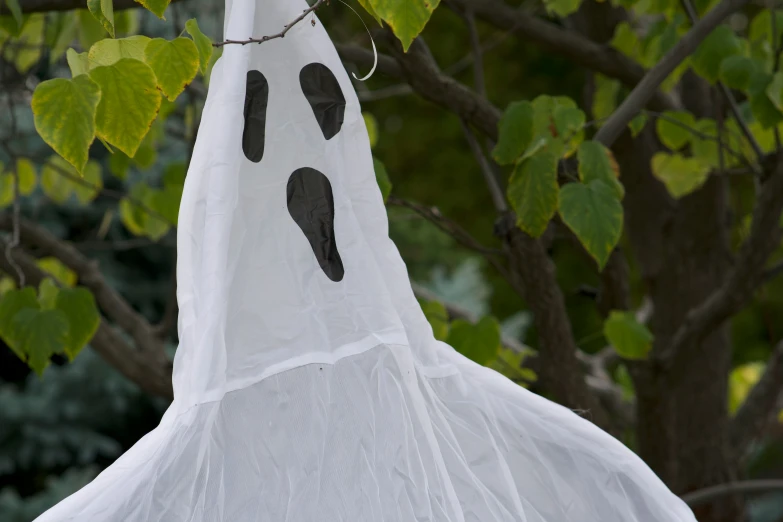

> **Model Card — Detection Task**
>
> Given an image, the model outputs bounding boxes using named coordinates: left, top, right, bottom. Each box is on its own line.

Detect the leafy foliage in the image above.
left=603, top=311, right=654, bottom=360
left=507, top=150, right=558, bottom=237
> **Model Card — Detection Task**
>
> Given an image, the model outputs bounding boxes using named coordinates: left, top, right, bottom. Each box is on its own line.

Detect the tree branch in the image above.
left=0, top=235, right=172, bottom=399
left=681, top=480, right=783, bottom=507
left=659, top=155, right=783, bottom=368
left=594, top=0, right=752, bottom=147
left=730, top=340, right=783, bottom=454
left=450, top=0, right=678, bottom=112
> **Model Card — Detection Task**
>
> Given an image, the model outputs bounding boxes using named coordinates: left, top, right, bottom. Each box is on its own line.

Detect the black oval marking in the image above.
left=299, top=63, right=346, bottom=140
left=242, top=70, right=269, bottom=163
left=287, top=168, right=344, bottom=282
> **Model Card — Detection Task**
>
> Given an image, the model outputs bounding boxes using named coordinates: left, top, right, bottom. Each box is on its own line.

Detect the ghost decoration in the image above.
left=34, top=0, right=698, bottom=521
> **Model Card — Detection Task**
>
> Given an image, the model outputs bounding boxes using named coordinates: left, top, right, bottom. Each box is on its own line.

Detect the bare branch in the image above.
left=681, top=480, right=783, bottom=507
left=659, top=156, right=783, bottom=368
left=730, top=340, right=783, bottom=454
left=335, top=43, right=403, bottom=79
left=460, top=121, right=508, bottom=212
left=594, top=0, right=752, bottom=147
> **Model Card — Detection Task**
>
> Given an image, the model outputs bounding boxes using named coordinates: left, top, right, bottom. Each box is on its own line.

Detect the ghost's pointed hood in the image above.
left=173, top=0, right=445, bottom=407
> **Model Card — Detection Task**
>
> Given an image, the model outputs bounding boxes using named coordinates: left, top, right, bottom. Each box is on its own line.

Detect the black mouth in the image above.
left=286, top=167, right=345, bottom=282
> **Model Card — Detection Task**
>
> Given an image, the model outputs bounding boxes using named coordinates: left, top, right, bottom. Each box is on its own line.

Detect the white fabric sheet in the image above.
left=35, top=0, right=697, bottom=520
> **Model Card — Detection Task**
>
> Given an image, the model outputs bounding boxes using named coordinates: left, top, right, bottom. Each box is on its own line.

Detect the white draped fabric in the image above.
left=35, top=1, right=697, bottom=520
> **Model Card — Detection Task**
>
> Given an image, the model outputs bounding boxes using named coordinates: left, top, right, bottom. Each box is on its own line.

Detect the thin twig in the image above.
left=460, top=120, right=508, bottom=212
left=213, top=0, right=328, bottom=47
left=681, top=480, right=783, bottom=507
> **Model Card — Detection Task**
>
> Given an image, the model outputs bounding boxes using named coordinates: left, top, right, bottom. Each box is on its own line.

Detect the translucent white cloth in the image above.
left=35, top=0, right=697, bottom=520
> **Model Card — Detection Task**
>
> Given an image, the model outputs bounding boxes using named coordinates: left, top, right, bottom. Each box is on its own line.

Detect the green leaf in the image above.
left=420, top=300, right=449, bottom=341
left=691, top=25, right=743, bottom=83
left=719, top=55, right=757, bottom=91
left=73, top=160, right=102, bottom=204
left=558, top=180, right=623, bottom=270
left=578, top=141, right=623, bottom=199
left=655, top=110, right=696, bottom=150
left=629, top=113, right=648, bottom=137
left=492, top=101, right=534, bottom=165
left=13, top=308, right=69, bottom=375
left=37, top=257, right=77, bottom=286
left=6, top=14, right=44, bottom=73
left=77, top=9, right=108, bottom=48
left=38, top=277, right=59, bottom=310
left=507, top=150, right=558, bottom=237
left=16, top=158, right=37, bottom=195
left=446, top=316, right=501, bottom=366
left=144, top=37, right=199, bottom=101
left=367, top=0, right=440, bottom=52
left=41, top=156, right=101, bottom=205
left=184, top=18, right=212, bottom=75
left=120, top=183, right=170, bottom=239
left=108, top=151, right=131, bottom=179
left=611, top=22, right=642, bottom=62
left=89, top=58, right=162, bottom=157
left=373, top=157, right=392, bottom=202
left=553, top=105, right=585, bottom=154
left=0, top=287, right=39, bottom=360
left=650, top=152, right=711, bottom=198
left=150, top=185, right=181, bottom=225
left=32, top=75, right=100, bottom=174
left=4, top=0, right=22, bottom=30
left=87, top=0, right=114, bottom=38
left=136, top=0, right=169, bottom=18
left=55, top=286, right=100, bottom=360
left=357, top=0, right=383, bottom=25
left=66, top=48, right=89, bottom=77
left=363, top=112, right=379, bottom=148
left=765, top=71, right=783, bottom=112
left=48, top=11, right=78, bottom=64
left=163, top=162, right=186, bottom=187
left=543, top=0, right=581, bottom=18
left=748, top=10, right=783, bottom=70
left=749, top=72, right=783, bottom=128
left=114, top=9, right=139, bottom=35
left=728, top=362, right=765, bottom=414
left=603, top=310, right=653, bottom=360
left=691, top=119, right=720, bottom=168
left=87, top=35, right=150, bottom=67
left=592, top=74, right=620, bottom=122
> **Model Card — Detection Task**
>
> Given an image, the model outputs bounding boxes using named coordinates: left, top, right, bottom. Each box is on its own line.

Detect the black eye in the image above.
left=287, top=167, right=344, bottom=282
left=242, top=70, right=269, bottom=163
left=299, top=63, right=346, bottom=140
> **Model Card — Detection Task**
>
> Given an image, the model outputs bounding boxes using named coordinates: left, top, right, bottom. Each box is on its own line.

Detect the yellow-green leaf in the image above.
left=592, top=74, right=620, bottom=122
left=15, top=158, right=37, bottom=195
left=87, top=35, right=150, bottom=67
left=87, top=0, right=115, bottom=38
left=719, top=55, right=757, bottom=91
left=507, top=150, right=558, bottom=237
left=37, top=256, right=77, bottom=286
left=4, top=0, right=23, bottom=30
left=41, top=156, right=101, bottom=205
left=77, top=9, right=107, bottom=48
left=0, top=287, right=39, bottom=361
left=32, top=75, right=100, bottom=174
left=144, top=37, right=199, bottom=101
left=5, top=14, right=44, bottom=73
left=38, top=277, right=59, bottom=310
left=89, top=58, right=161, bottom=157
left=603, top=310, right=653, bottom=360
left=651, top=152, right=711, bottom=198
left=184, top=18, right=212, bottom=74
left=363, top=112, right=379, bottom=148
left=73, top=161, right=102, bottom=204
left=728, top=362, right=764, bottom=414
left=558, top=180, right=623, bottom=270
left=136, top=0, right=169, bottom=19
left=367, top=0, right=439, bottom=52
left=544, top=0, right=581, bottom=18
left=49, top=11, right=78, bottom=64
left=655, top=111, right=696, bottom=151
left=66, top=48, right=90, bottom=76
left=420, top=299, right=449, bottom=341
left=357, top=0, right=383, bottom=25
